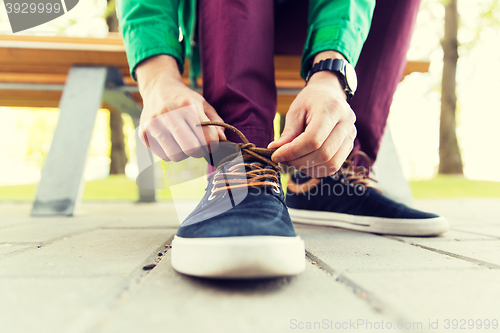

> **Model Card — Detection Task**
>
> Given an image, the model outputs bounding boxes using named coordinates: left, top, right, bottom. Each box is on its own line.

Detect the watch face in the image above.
left=345, top=63, right=358, bottom=93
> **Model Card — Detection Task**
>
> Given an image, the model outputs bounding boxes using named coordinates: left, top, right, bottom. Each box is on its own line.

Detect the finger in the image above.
left=285, top=121, right=356, bottom=170
left=152, top=104, right=212, bottom=159
left=166, top=103, right=216, bottom=149
left=328, top=135, right=355, bottom=174
left=144, top=133, right=169, bottom=161
left=150, top=129, right=189, bottom=162
left=171, top=119, right=208, bottom=158
left=272, top=111, right=338, bottom=163
left=190, top=102, right=224, bottom=145
left=140, top=128, right=150, bottom=148
left=144, top=112, right=192, bottom=161
left=267, top=102, right=305, bottom=149
left=157, top=108, right=207, bottom=158
left=298, top=138, right=354, bottom=178
left=203, top=102, right=227, bottom=141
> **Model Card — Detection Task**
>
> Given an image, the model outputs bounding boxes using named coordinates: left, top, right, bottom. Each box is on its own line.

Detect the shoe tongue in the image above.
left=204, top=141, right=277, bottom=170
left=203, top=142, right=242, bottom=168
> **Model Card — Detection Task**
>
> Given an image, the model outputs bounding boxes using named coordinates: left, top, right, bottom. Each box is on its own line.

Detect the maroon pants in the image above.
left=198, top=0, right=421, bottom=163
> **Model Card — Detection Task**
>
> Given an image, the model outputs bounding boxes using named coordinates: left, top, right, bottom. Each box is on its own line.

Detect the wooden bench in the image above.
left=0, top=34, right=429, bottom=111
left=0, top=34, right=429, bottom=215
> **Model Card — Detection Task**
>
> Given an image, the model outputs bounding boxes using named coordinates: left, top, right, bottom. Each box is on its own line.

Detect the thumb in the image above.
left=268, top=109, right=305, bottom=150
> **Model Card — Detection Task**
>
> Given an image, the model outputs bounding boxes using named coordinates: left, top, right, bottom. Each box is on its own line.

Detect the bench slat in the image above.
left=0, top=35, right=429, bottom=114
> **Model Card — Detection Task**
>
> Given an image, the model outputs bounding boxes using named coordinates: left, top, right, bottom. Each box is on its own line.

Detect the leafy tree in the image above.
left=439, top=0, right=463, bottom=174
left=105, top=0, right=128, bottom=175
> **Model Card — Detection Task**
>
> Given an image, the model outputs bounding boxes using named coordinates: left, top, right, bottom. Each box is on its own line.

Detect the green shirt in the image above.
left=117, top=0, right=375, bottom=82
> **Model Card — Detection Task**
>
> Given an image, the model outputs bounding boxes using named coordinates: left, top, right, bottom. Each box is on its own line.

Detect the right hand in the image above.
left=136, top=55, right=226, bottom=162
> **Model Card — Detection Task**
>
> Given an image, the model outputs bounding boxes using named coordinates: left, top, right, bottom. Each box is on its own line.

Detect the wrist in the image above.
left=307, top=51, right=353, bottom=100
left=136, top=55, right=183, bottom=91
left=313, top=50, right=345, bottom=64
left=307, top=72, right=346, bottom=100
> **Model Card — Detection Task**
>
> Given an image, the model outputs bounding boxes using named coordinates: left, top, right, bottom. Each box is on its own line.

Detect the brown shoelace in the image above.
left=199, top=122, right=282, bottom=198
left=339, top=151, right=382, bottom=192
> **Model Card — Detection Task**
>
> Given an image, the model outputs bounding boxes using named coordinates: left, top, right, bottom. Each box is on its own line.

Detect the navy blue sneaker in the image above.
left=286, top=151, right=449, bottom=236
left=171, top=123, right=305, bottom=278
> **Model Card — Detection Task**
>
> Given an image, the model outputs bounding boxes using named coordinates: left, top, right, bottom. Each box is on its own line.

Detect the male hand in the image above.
left=136, top=55, right=226, bottom=162
left=268, top=52, right=357, bottom=178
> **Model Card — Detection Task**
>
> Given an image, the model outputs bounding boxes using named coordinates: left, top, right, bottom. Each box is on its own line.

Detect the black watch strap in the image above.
left=305, top=58, right=355, bottom=100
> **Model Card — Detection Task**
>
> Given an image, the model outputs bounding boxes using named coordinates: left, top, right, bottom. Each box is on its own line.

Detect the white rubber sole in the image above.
left=171, top=235, right=305, bottom=279
left=288, top=208, right=450, bottom=236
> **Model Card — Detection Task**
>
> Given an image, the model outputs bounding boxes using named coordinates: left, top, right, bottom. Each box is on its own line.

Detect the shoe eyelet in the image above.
left=208, top=192, right=217, bottom=201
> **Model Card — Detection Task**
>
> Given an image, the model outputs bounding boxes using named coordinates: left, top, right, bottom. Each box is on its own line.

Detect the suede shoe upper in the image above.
left=286, top=151, right=439, bottom=220
left=177, top=122, right=297, bottom=239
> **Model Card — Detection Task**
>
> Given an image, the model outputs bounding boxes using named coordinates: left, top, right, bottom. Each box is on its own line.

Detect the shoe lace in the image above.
left=339, top=151, right=382, bottom=193
left=199, top=122, right=282, bottom=198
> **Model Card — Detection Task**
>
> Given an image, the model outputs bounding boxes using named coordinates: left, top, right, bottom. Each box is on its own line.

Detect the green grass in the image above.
left=410, top=175, right=500, bottom=199
left=0, top=175, right=170, bottom=202
left=0, top=174, right=499, bottom=202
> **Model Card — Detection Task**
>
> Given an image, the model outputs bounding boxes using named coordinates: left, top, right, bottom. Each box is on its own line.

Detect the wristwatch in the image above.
left=305, top=58, right=358, bottom=100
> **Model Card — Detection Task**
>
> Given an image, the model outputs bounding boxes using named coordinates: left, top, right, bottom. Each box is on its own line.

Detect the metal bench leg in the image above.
left=31, top=66, right=108, bottom=216
left=132, top=116, right=157, bottom=203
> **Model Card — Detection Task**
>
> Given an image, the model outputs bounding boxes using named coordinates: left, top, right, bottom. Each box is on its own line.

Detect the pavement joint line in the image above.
left=0, top=223, right=170, bottom=260
left=304, top=249, right=410, bottom=324
left=451, top=227, right=500, bottom=240
left=0, top=244, right=43, bottom=260
left=82, top=235, right=175, bottom=333
left=0, top=241, right=43, bottom=245
left=385, top=234, right=500, bottom=243
left=384, top=236, right=500, bottom=270
left=0, top=219, right=49, bottom=230
left=101, top=226, right=179, bottom=230
left=0, top=227, right=106, bottom=260
left=409, top=243, right=500, bottom=270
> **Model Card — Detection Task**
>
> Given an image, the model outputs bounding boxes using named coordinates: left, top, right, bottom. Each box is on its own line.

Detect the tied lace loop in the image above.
left=339, top=151, right=383, bottom=193
left=199, top=122, right=282, bottom=198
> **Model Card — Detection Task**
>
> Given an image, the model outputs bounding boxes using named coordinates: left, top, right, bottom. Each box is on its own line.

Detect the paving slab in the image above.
left=0, top=243, right=35, bottom=255
left=346, top=270, right=500, bottom=326
left=0, top=229, right=174, bottom=277
left=393, top=229, right=499, bottom=243
left=414, top=199, right=500, bottom=226
left=0, top=277, right=124, bottom=333
left=295, top=225, right=481, bottom=272
left=0, top=202, right=32, bottom=216
left=0, top=216, right=33, bottom=228
left=0, top=199, right=498, bottom=333
left=96, top=254, right=402, bottom=333
left=78, top=202, right=180, bottom=228
left=405, top=241, right=500, bottom=267
left=453, top=226, right=500, bottom=239
left=0, top=218, right=110, bottom=243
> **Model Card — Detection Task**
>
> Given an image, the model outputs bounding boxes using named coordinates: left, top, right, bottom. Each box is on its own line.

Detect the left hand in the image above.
left=268, top=52, right=357, bottom=178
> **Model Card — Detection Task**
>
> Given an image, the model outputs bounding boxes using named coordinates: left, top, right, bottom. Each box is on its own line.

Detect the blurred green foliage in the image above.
left=0, top=174, right=499, bottom=202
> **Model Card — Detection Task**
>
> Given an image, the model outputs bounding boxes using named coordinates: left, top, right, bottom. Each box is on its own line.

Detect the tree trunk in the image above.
left=109, top=111, right=128, bottom=174
left=439, top=0, right=463, bottom=175
left=106, top=0, right=128, bottom=175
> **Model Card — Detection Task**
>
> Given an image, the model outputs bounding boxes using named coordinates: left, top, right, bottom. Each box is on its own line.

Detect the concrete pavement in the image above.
left=0, top=199, right=499, bottom=333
